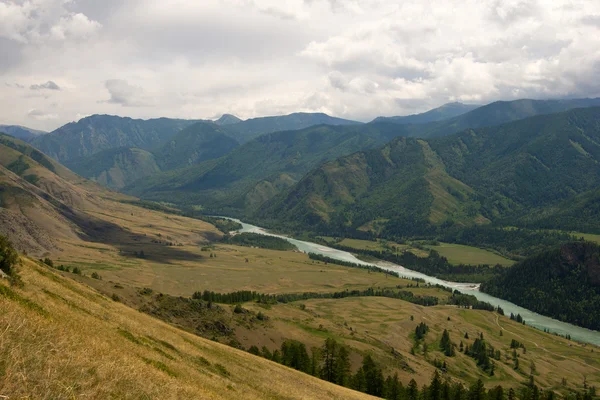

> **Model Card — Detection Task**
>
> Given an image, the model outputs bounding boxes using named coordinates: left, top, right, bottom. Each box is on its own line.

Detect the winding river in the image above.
left=230, top=218, right=600, bottom=347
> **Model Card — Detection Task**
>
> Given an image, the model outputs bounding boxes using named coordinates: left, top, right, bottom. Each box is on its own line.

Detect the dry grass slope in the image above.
left=0, top=259, right=376, bottom=399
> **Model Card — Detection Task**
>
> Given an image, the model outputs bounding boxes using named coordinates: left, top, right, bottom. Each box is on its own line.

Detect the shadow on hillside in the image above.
left=59, top=206, right=208, bottom=264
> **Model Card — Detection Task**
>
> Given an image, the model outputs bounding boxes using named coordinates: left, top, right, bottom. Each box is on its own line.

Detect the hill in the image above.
left=481, top=242, right=600, bottom=330
left=153, top=122, right=240, bottom=170
left=64, top=147, right=161, bottom=190
left=125, top=123, right=404, bottom=215
left=258, top=107, right=600, bottom=239
left=0, top=257, right=373, bottom=399
left=0, top=125, right=46, bottom=141
left=30, top=115, right=200, bottom=163
left=220, top=112, right=360, bottom=144
left=0, top=133, right=220, bottom=256
left=372, top=102, right=478, bottom=125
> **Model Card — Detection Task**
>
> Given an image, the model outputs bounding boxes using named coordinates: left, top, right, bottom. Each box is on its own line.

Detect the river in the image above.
left=230, top=218, right=600, bottom=347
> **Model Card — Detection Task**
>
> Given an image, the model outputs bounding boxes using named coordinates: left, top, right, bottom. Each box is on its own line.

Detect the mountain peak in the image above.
left=215, top=114, right=243, bottom=125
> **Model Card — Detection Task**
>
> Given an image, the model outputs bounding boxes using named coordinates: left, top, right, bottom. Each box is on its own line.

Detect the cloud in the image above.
left=105, top=79, right=152, bottom=107
left=28, top=109, right=58, bottom=120
left=1, top=0, right=600, bottom=130
left=0, top=0, right=101, bottom=44
left=30, top=81, right=61, bottom=91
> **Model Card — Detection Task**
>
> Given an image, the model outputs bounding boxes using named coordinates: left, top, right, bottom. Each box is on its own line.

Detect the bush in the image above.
left=72, top=267, right=82, bottom=275
left=91, top=272, right=102, bottom=280
left=43, top=257, right=54, bottom=268
left=0, top=235, right=19, bottom=277
left=233, top=304, right=244, bottom=314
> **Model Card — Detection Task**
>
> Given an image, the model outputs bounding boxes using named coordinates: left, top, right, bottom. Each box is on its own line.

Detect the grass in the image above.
left=0, top=259, right=372, bottom=399
left=243, top=296, right=600, bottom=391
left=424, top=243, right=514, bottom=267
left=323, top=237, right=511, bottom=266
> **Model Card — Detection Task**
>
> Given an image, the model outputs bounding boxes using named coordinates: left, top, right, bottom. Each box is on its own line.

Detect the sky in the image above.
left=1, top=0, right=600, bottom=131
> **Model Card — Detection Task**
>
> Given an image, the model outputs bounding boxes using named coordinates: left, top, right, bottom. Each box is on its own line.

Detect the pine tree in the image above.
left=407, top=379, right=420, bottom=400
left=320, top=338, right=338, bottom=382
left=335, top=346, right=351, bottom=386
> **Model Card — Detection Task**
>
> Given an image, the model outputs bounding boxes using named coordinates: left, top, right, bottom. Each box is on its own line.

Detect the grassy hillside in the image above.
left=259, top=107, right=600, bottom=244
left=65, top=147, right=161, bottom=190
left=0, top=258, right=374, bottom=399
left=31, top=114, right=200, bottom=162
left=481, top=241, right=600, bottom=330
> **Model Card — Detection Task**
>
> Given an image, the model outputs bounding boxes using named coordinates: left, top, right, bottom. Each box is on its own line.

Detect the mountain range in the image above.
left=259, top=106, right=600, bottom=236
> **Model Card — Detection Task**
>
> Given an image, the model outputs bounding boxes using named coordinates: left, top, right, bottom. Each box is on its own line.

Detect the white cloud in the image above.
left=28, top=108, right=58, bottom=120
left=0, top=0, right=600, bottom=130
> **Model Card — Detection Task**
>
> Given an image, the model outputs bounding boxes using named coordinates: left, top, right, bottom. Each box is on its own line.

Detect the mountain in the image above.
left=0, top=125, right=46, bottom=141
left=372, top=102, right=478, bottom=125
left=480, top=241, right=600, bottom=330
left=30, top=115, right=200, bottom=163
left=0, top=133, right=104, bottom=254
left=258, top=107, right=600, bottom=236
left=405, top=97, right=600, bottom=139
left=215, top=113, right=243, bottom=125
left=153, top=122, right=240, bottom=170
left=220, top=112, right=360, bottom=144
left=125, top=123, right=404, bottom=214
left=64, top=147, right=161, bottom=190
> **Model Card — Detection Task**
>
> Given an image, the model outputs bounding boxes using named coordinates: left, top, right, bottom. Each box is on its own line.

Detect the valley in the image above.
left=2, top=99, right=600, bottom=399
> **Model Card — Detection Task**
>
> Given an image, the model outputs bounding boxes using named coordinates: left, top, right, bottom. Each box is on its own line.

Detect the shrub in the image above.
left=72, top=267, right=82, bottom=275
left=233, top=304, right=244, bottom=314
left=0, top=235, right=19, bottom=277
left=43, top=257, right=54, bottom=267
left=91, top=272, right=102, bottom=280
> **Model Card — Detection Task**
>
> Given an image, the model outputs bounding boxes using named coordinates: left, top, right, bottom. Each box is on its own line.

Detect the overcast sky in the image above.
left=1, top=0, right=600, bottom=130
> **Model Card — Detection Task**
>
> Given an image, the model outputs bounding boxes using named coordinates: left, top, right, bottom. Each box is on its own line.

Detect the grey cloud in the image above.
left=105, top=79, right=150, bottom=107
left=30, top=81, right=61, bottom=91
left=581, top=15, right=600, bottom=27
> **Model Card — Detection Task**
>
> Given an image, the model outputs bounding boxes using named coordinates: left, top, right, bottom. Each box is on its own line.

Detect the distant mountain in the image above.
left=64, top=147, right=161, bottom=190
left=220, top=112, right=360, bottom=143
left=125, top=123, right=403, bottom=214
left=0, top=125, right=46, bottom=142
left=215, top=114, right=243, bottom=125
left=403, top=97, right=600, bottom=138
left=30, top=115, right=200, bottom=163
left=259, top=107, right=600, bottom=236
left=372, top=102, right=478, bottom=125
left=481, top=241, right=600, bottom=330
left=153, top=122, right=240, bottom=171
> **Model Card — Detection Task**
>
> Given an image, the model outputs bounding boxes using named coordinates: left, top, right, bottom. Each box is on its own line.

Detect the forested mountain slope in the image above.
left=31, top=115, right=200, bottom=162
left=126, top=123, right=405, bottom=215
left=481, top=241, right=600, bottom=330
left=372, top=102, right=477, bottom=125
left=0, top=125, right=46, bottom=141
left=219, top=112, right=360, bottom=144
left=258, top=107, right=600, bottom=236
left=64, top=147, right=161, bottom=190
